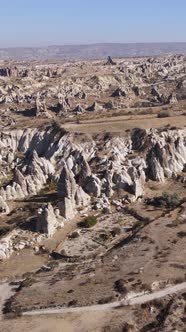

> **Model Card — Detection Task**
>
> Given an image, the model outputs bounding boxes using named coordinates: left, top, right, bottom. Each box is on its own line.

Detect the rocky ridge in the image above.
left=0, top=125, right=186, bottom=248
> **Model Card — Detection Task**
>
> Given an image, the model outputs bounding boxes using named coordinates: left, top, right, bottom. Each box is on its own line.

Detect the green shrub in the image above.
left=133, top=220, right=144, bottom=231
left=47, top=181, right=57, bottom=192
left=157, top=111, right=170, bottom=118
left=148, top=192, right=179, bottom=209
left=78, top=215, right=97, bottom=228
left=162, top=192, right=179, bottom=208
left=47, top=260, right=59, bottom=269
left=21, top=278, right=36, bottom=288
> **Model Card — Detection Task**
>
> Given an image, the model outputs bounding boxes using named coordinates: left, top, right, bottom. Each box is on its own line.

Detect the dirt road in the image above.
left=22, top=281, right=186, bottom=316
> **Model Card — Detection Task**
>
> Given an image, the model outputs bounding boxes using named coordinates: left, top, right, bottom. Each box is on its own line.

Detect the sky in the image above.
left=0, top=0, right=186, bottom=47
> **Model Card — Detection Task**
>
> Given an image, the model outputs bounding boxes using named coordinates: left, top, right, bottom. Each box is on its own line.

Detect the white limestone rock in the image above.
left=37, top=203, right=60, bottom=237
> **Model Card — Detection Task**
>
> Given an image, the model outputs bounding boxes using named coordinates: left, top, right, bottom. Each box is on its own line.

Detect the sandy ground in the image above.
left=0, top=249, right=47, bottom=282
left=64, top=114, right=186, bottom=133
left=0, top=309, right=131, bottom=332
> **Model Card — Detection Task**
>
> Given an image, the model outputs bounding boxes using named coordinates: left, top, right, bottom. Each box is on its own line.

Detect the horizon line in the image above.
left=1, top=41, right=186, bottom=49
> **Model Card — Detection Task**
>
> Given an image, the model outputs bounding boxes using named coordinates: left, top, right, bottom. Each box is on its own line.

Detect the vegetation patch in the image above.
left=147, top=192, right=180, bottom=209
left=157, top=111, right=170, bottom=118
left=78, top=215, right=97, bottom=228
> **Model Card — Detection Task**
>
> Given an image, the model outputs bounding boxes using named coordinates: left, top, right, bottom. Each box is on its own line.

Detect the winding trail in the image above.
left=22, top=282, right=186, bottom=316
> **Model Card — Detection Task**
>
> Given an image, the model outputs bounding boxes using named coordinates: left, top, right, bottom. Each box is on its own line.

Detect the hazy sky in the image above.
left=0, top=0, right=186, bottom=47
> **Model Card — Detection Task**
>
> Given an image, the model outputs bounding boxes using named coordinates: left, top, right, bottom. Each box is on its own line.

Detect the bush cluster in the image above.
left=78, top=215, right=97, bottom=228
left=157, top=111, right=170, bottom=118
left=148, top=192, right=179, bottom=209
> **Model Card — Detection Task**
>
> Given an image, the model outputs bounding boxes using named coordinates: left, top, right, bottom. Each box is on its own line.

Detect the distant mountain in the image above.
left=0, top=43, right=186, bottom=60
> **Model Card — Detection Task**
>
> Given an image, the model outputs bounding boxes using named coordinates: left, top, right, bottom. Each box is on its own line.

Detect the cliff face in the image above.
left=1, top=126, right=186, bottom=222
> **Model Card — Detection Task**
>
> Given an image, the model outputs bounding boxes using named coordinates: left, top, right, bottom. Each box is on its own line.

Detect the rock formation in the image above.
left=57, top=164, right=90, bottom=219
left=105, top=56, right=116, bottom=65
left=37, top=204, right=63, bottom=237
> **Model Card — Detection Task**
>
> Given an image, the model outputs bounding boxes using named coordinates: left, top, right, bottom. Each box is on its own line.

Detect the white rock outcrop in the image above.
left=37, top=203, right=64, bottom=237
left=1, top=126, right=186, bottom=220
left=57, top=164, right=90, bottom=219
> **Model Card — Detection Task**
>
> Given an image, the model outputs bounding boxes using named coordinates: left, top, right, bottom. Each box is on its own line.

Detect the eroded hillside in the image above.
left=0, top=55, right=186, bottom=332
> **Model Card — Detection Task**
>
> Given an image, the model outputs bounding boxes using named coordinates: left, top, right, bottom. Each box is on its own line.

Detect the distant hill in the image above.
left=0, top=42, right=186, bottom=60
